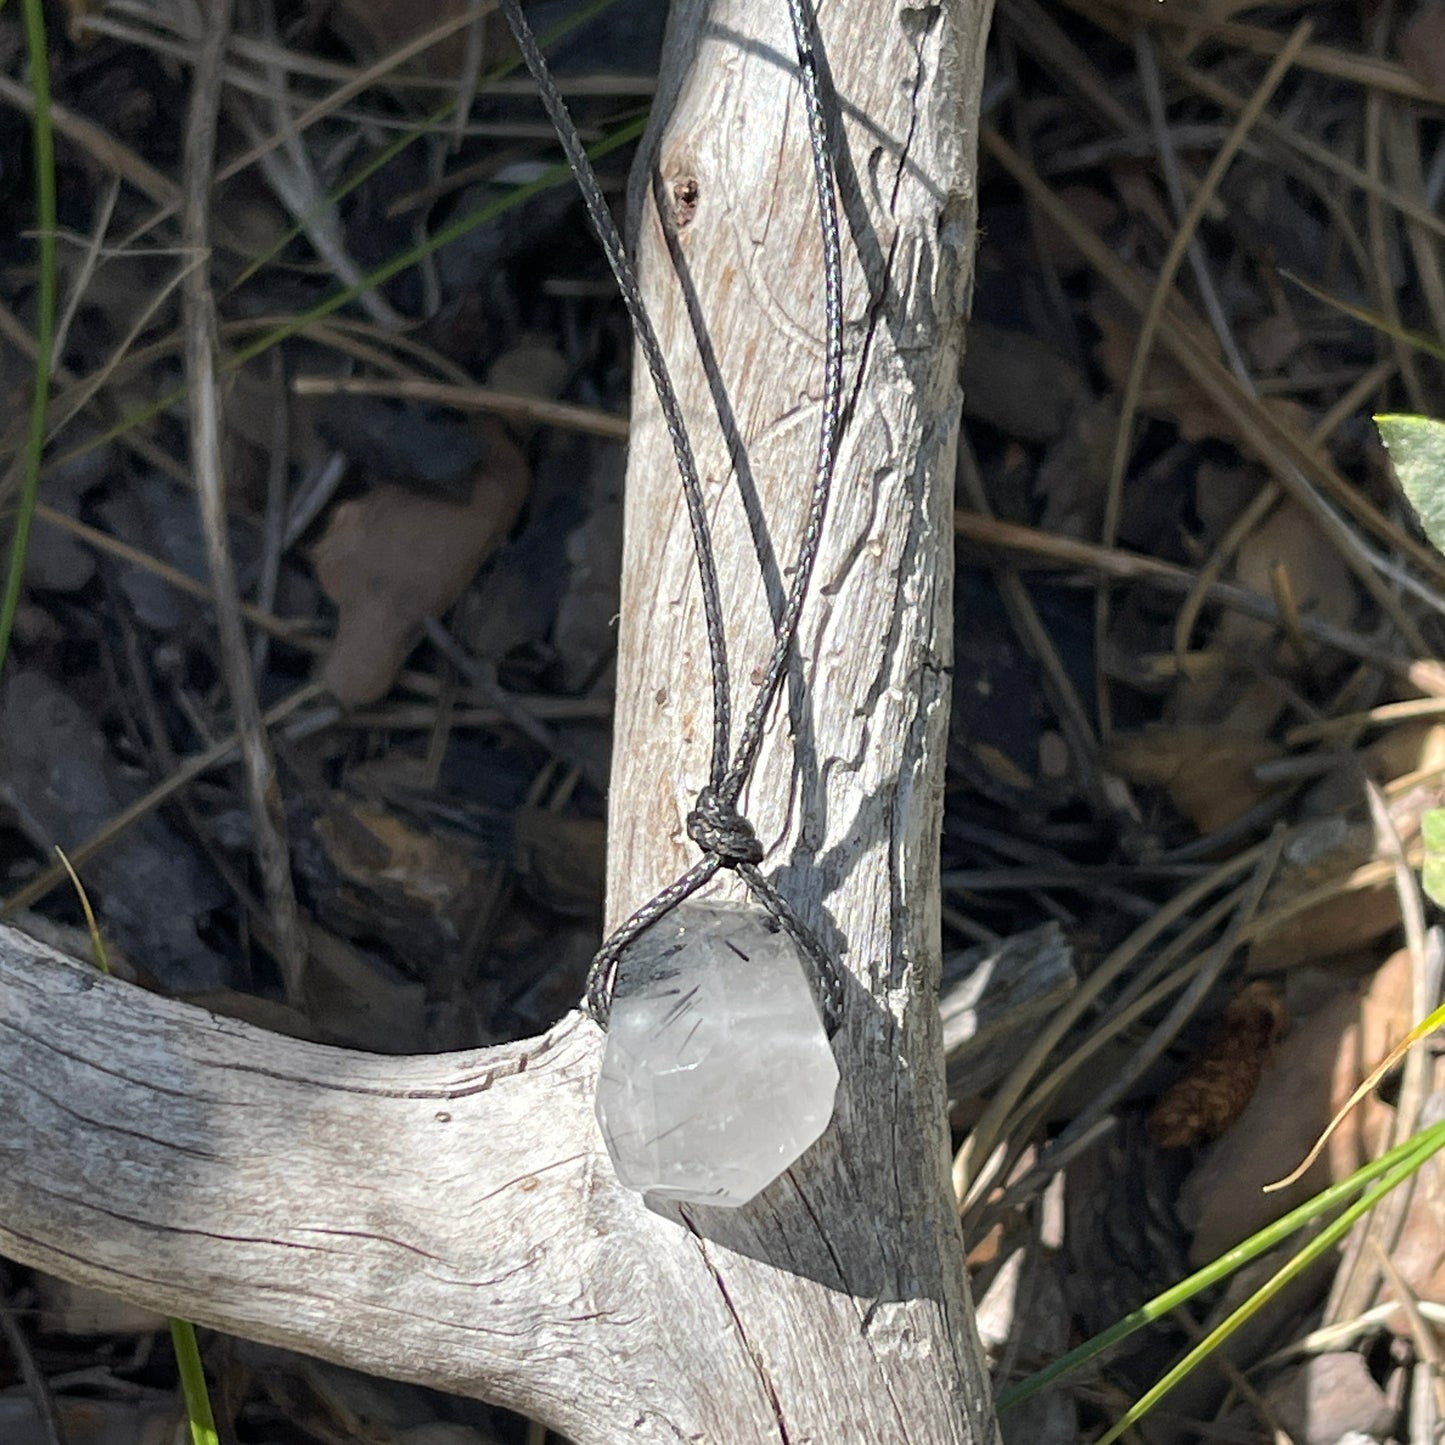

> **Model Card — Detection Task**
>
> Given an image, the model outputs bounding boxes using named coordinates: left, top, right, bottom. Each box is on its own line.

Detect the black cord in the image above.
left=726, top=0, right=845, bottom=801
left=495, top=0, right=847, bottom=1031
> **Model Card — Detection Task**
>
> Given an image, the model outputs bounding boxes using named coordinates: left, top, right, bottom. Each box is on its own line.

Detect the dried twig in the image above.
left=1364, top=8, right=1427, bottom=415
left=1134, top=30, right=1250, bottom=384
left=0, top=682, right=325, bottom=920
left=955, top=432, right=1106, bottom=811
left=33, top=503, right=316, bottom=647
left=252, top=351, right=290, bottom=676
left=983, top=126, right=1445, bottom=595
left=0, top=71, right=181, bottom=209
left=954, top=510, right=1420, bottom=681
left=1096, top=23, right=1313, bottom=731
left=291, top=373, right=629, bottom=439
left=51, top=175, right=120, bottom=368
left=1326, top=785, right=1443, bottom=1324
left=956, top=844, right=1267, bottom=1210
left=180, top=0, right=309, bottom=1003
left=236, top=0, right=404, bottom=328
left=1071, top=0, right=1442, bottom=104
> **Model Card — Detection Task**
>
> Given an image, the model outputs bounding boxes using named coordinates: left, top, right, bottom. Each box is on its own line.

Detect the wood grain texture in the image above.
left=0, top=0, right=998, bottom=1439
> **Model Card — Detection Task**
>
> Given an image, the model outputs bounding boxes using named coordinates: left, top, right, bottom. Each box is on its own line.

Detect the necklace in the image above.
left=498, top=0, right=846, bottom=1208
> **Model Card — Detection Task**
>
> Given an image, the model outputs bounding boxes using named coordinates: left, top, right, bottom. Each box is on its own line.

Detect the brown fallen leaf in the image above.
left=1379, top=1087, right=1445, bottom=1325
left=1222, top=498, right=1360, bottom=660
left=1246, top=826, right=1398, bottom=973
left=1366, top=718, right=1445, bottom=784
left=1298, top=720, right=1445, bottom=845
left=1318, top=949, right=1445, bottom=1333
left=316, top=802, right=477, bottom=919
left=1105, top=725, right=1281, bottom=834
left=1243, top=311, right=1303, bottom=374
left=307, top=796, right=496, bottom=994
left=314, top=419, right=530, bottom=705
left=1256, top=1352, right=1397, bottom=1445
left=960, top=323, right=1088, bottom=445
left=1032, top=182, right=1120, bottom=275
left=1148, top=980, right=1289, bottom=1148
left=1094, top=301, right=1228, bottom=444
left=1034, top=394, right=1118, bottom=541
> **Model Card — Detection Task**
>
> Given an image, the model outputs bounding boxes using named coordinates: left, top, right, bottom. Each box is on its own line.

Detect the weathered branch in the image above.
left=2, top=0, right=998, bottom=1439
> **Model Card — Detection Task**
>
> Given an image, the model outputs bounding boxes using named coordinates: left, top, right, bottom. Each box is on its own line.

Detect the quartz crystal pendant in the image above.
left=595, top=900, right=839, bottom=1207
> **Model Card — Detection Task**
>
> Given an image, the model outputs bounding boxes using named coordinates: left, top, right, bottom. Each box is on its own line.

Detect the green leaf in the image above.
left=1377, top=414, right=1445, bottom=555
left=1423, top=808, right=1445, bottom=908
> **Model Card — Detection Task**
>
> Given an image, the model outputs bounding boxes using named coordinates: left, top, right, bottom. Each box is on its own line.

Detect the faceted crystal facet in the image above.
left=595, top=900, right=839, bottom=1207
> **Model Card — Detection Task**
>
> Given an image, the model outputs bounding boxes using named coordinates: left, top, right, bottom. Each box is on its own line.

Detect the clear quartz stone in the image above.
left=595, top=900, right=839, bottom=1207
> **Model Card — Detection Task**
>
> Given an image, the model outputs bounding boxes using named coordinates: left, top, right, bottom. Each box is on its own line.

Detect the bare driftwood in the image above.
left=0, top=1, right=998, bottom=1440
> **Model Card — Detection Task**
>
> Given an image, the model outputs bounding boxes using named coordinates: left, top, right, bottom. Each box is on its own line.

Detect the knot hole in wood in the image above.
left=668, top=174, right=699, bottom=230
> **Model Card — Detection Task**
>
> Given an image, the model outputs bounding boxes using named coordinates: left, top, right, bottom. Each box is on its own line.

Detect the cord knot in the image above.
left=687, top=786, right=763, bottom=866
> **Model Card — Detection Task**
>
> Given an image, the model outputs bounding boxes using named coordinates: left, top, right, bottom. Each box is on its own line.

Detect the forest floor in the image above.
left=2, top=2, right=1445, bottom=1443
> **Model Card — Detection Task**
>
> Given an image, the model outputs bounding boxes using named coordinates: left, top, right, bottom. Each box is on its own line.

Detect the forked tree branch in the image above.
left=1, top=1, right=998, bottom=1439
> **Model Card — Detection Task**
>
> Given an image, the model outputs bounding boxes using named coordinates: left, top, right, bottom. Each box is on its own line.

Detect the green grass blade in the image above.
left=226, top=0, right=626, bottom=294
left=1092, top=1116, right=1445, bottom=1444
left=52, top=111, right=647, bottom=474
left=169, top=1318, right=220, bottom=1445
left=227, top=111, right=645, bottom=370
left=996, top=1112, right=1445, bottom=1412
left=0, top=0, right=58, bottom=677
left=1284, top=270, right=1445, bottom=363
